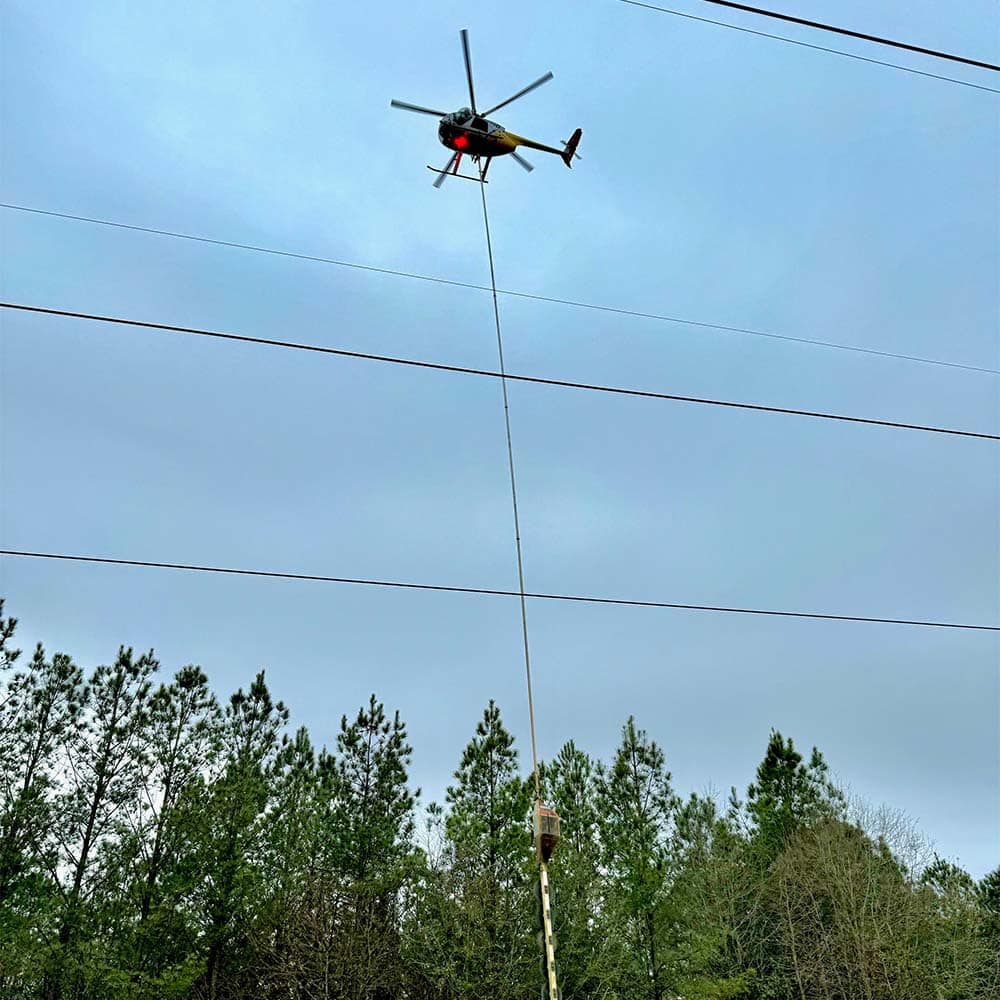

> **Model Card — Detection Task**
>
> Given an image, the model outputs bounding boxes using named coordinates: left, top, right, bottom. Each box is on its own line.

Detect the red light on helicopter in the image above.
left=453, top=134, right=469, bottom=149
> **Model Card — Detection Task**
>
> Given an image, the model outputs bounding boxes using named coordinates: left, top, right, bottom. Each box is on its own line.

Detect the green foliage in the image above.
left=332, top=693, right=417, bottom=883
left=0, top=645, right=85, bottom=909
left=111, top=665, right=221, bottom=987
left=408, top=700, right=535, bottom=999
left=979, top=866, right=1000, bottom=942
left=445, top=699, right=533, bottom=885
left=542, top=741, right=604, bottom=999
left=48, top=646, right=158, bottom=999
left=0, top=599, right=20, bottom=672
left=1, top=602, right=995, bottom=1000
left=195, top=670, right=288, bottom=997
left=594, top=716, right=680, bottom=1000
left=746, top=729, right=844, bottom=856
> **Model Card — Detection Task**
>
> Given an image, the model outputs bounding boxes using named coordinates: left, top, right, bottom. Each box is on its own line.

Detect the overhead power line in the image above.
left=697, top=0, right=1000, bottom=72
left=5, top=303, right=996, bottom=442
left=617, top=1, right=1000, bottom=94
left=1, top=550, right=995, bottom=632
left=2, top=204, right=995, bottom=376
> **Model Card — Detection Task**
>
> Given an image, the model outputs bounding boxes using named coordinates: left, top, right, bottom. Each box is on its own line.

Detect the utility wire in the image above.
left=1, top=550, right=996, bottom=632
left=3, top=204, right=995, bottom=376
left=491, top=291, right=998, bottom=376
left=617, top=0, right=1000, bottom=94
left=697, top=0, right=1000, bottom=72
left=480, top=181, right=542, bottom=804
left=4, top=303, right=996, bottom=443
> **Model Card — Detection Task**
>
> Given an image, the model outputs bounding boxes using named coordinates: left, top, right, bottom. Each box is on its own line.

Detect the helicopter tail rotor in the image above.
left=560, top=128, right=583, bottom=168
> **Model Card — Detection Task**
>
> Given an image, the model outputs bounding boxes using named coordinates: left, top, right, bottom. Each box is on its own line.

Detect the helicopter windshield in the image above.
left=449, top=107, right=472, bottom=124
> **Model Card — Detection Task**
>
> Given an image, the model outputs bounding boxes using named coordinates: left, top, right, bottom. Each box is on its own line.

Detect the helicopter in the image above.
left=391, top=29, right=582, bottom=187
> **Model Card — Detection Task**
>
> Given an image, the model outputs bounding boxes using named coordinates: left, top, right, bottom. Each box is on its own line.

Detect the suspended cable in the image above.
left=480, top=182, right=542, bottom=803
left=3, top=204, right=994, bottom=376
left=1, top=550, right=995, bottom=632
left=697, top=0, right=1000, bottom=71
left=4, top=303, right=995, bottom=442
left=495, top=291, right=998, bottom=376
left=617, top=1, right=1000, bottom=94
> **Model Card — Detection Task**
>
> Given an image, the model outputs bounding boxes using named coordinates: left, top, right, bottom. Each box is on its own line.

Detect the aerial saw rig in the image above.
left=393, top=30, right=572, bottom=1000
left=391, top=29, right=582, bottom=187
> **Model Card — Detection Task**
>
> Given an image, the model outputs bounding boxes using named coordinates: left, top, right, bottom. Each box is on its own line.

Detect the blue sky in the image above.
left=1, top=0, right=997, bottom=875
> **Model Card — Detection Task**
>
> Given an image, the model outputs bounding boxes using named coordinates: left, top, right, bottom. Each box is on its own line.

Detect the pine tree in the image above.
left=0, top=615, right=87, bottom=992
left=662, top=794, right=749, bottom=999
left=253, top=724, right=330, bottom=998
left=0, top=599, right=20, bottom=699
left=409, top=701, right=534, bottom=998
left=196, top=671, right=288, bottom=1000
left=735, top=731, right=851, bottom=999
left=333, top=694, right=417, bottom=882
left=446, top=700, right=532, bottom=889
left=0, top=646, right=85, bottom=904
left=108, top=664, right=222, bottom=991
left=746, top=729, right=843, bottom=855
left=594, top=716, right=679, bottom=1000
left=979, top=866, right=1000, bottom=942
left=542, top=740, right=603, bottom=999
left=327, top=694, right=419, bottom=999
left=45, top=647, right=157, bottom=1000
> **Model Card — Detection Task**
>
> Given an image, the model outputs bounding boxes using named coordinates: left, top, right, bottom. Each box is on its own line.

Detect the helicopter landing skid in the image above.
left=427, top=166, right=487, bottom=183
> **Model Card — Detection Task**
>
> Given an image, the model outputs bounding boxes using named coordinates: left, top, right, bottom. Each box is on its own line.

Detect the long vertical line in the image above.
left=479, top=180, right=542, bottom=804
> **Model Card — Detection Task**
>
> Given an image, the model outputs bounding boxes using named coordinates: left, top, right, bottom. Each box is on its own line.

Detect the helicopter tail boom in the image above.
left=508, top=128, right=583, bottom=166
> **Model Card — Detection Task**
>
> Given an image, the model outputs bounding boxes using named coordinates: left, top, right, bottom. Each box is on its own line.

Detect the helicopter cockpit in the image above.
left=444, top=108, right=493, bottom=132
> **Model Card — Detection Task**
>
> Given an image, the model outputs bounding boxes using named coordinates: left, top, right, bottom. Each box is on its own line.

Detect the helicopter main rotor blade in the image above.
left=460, top=29, right=477, bottom=112
left=391, top=99, right=449, bottom=117
left=510, top=150, right=534, bottom=172
left=482, top=72, right=554, bottom=117
left=433, top=152, right=459, bottom=188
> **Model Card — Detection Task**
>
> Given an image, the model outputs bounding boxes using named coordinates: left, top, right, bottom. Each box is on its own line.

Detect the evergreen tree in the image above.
left=108, top=665, right=222, bottom=993
left=331, top=694, right=418, bottom=998
left=746, top=729, right=843, bottom=855
left=332, top=694, right=417, bottom=883
left=400, top=802, right=454, bottom=1000
left=0, top=615, right=88, bottom=993
left=662, top=794, right=750, bottom=999
left=445, top=700, right=532, bottom=891
left=0, top=600, right=18, bottom=669
left=253, top=724, right=331, bottom=998
left=729, top=731, right=845, bottom=998
left=409, top=701, right=534, bottom=999
left=979, top=866, right=1000, bottom=942
left=0, top=646, right=85, bottom=904
left=594, top=717, right=679, bottom=1000
left=45, top=647, right=157, bottom=1000
left=195, top=671, right=288, bottom=1000
left=542, top=740, right=603, bottom=999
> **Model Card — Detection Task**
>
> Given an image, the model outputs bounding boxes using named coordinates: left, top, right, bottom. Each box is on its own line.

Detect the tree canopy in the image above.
left=0, top=601, right=995, bottom=1000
